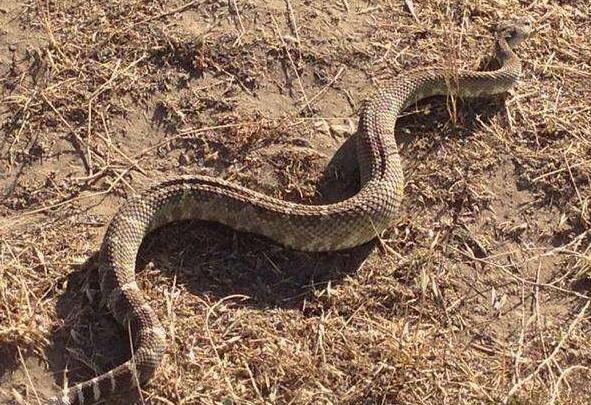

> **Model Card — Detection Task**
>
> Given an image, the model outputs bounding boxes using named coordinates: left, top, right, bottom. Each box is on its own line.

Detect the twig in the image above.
left=270, top=13, right=311, bottom=114
left=512, top=284, right=527, bottom=384
left=230, top=0, right=246, bottom=43
left=532, top=159, right=590, bottom=181
left=453, top=246, right=591, bottom=300
left=95, top=127, right=147, bottom=176
left=243, top=360, right=265, bottom=402
left=17, top=347, right=41, bottom=405
left=40, top=92, right=100, bottom=173
left=132, top=123, right=242, bottom=161
left=504, top=300, right=590, bottom=403
left=137, top=0, right=200, bottom=24
left=298, top=66, right=346, bottom=113
left=563, top=147, right=584, bottom=211
left=87, top=101, right=93, bottom=174
left=204, top=295, right=249, bottom=399
left=89, top=55, right=146, bottom=101
left=340, top=0, right=350, bottom=13
left=284, top=0, right=300, bottom=43
left=548, top=365, right=591, bottom=404
left=18, top=167, right=132, bottom=217
left=404, top=0, right=420, bottom=23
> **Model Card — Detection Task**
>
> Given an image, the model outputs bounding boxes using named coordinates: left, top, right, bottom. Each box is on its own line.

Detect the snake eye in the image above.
left=500, top=23, right=529, bottom=47
left=496, top=19, right=531, bottom=47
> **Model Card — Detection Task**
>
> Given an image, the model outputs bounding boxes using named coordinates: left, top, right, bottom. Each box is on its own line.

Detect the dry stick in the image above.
left=403, top=0, right=420, bottom=23
left=204, top=295, right=249, bottom=399
left=8, top=110, right=31, bottom=165
left=132, top=123, right=242, bottom=161
left=528, top=229, right=590, bottom=264
left=270, top=13, right=312, bottom=114
left=298, top=66, right=346, bottom=113
left=148, top=396, right=175, bottom=405
left=17, top=346, right=42, bottom=404
left=230, top=0, right=246, bottom=43
left=88, top=58, right=121, bottom=100
left=573, top=243, right=591, bottom=280
left=91, top=0, right=200, bottom=53
left=98, top=111, right=145, bottom=176
left=548, top=365, right=591, bottom=404
left=18, top=123, right=245, bottom=218
left=538, top=234, right=574, bottom=267
left=513, top=284, right=528, bottom=384
left=18, top=167, right=132, bottom=217
left=544, top=63, right=591, bottom=78
left=137, top=0, right=200, bottom=24
left=40, top=6, right=71, bottom=67
left=533, top=262, right=553, bottom=381
left=284, top=0, right=300, bottom=43
left=563, top=148, right=584, bottom=211
left=503, top=300, right=590, bottom=403
left=87, top=101, right=93, bottom=175
left=357, top=5, right=381, bottom=15
left=95, top=131, right=148, bottom=176
left=71, top=166, right=109, bottom=183
left=243, top=360, right=265, bottom=402
left=219, top=67, right=253, bottom=96
left=532, top=159, right=591, bottom=181
left=39, top=93, right=101, bottom=173
left=89, top=55, right=146, bottom=101
left=340, top=0, right=350, bottom=12
left=452, top=246, right=591, bottom=300
left=6, top=85, right=40, bottom=162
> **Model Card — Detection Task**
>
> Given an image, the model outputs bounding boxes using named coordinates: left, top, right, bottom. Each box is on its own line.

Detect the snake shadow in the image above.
left=317, top=93, right=509, bottom=201
left=45, top=200, right=376, bottom=403
left=42, top=93, right=507, bottom=404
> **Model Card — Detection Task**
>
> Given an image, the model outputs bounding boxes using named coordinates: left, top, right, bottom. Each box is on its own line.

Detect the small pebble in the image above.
left=313, top=119, right=330, bottom=134
left=330, top=120, right=356, bottom=137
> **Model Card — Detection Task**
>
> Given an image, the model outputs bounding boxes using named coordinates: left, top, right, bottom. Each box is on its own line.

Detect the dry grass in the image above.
left=1, top=0, right=590, bottom=404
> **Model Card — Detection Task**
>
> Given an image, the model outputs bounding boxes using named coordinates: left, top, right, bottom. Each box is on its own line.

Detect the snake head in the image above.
left=496, top=19, right=532, bottom=47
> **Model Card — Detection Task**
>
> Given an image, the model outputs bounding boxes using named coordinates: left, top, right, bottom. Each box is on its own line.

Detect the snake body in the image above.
left=50, top=22, right=529, bottom=404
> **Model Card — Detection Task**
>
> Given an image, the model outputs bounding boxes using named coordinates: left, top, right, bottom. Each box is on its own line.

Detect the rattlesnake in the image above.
left=50, top=20, right=530, bottom=404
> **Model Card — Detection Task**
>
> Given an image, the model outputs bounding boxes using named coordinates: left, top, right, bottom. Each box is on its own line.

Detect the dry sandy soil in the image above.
left=1, top=0, right=590, bottom=404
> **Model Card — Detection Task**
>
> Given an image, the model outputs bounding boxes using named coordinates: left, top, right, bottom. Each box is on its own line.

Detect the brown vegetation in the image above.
left=1, top=0, right=590, bottom=403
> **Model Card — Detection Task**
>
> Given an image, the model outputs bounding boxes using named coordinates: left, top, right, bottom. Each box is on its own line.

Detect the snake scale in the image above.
left=50, top=21, right=529, bottom=404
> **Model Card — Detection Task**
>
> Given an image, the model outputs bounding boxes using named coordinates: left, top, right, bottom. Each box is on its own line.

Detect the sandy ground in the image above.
left=1, top=0, right=590, bottom=404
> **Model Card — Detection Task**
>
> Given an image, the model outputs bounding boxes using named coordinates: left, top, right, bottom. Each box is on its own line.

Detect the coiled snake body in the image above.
left=51, top=21, right=529, bottom=404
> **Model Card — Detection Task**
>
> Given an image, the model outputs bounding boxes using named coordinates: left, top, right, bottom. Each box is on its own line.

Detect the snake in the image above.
left=49, top=20, right=529, bottom=404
